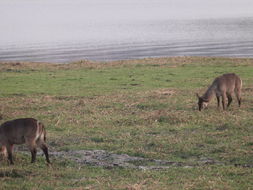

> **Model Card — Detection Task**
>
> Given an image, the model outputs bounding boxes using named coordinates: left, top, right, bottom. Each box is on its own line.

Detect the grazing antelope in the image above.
left=0, top=118, right=50, bottom=165
left=196, top=73, right=242, bottom=111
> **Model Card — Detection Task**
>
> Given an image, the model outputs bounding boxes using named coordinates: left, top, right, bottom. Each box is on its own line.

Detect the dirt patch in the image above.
left=8, top=148, right=253, bottom=169
left=49, top=149, right=224, bottom=170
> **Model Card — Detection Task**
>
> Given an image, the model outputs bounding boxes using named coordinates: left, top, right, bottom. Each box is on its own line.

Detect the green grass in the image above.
left=0, top=57, right=253, bottom=189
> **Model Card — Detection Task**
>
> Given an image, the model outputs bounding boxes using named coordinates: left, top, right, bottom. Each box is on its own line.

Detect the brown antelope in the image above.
left=0, top=118, right=50, bottom=165
left=196, top=73, right=242, bottom=111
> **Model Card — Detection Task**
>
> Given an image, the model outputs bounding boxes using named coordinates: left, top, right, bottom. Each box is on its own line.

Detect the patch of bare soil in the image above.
left=49, top=150, right=224, bottom=170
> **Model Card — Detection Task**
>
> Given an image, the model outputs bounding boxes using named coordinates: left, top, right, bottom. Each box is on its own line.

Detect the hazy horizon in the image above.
left=0, top=0, right=253, bottom=62
left=1, top=0, right=253, bottom=45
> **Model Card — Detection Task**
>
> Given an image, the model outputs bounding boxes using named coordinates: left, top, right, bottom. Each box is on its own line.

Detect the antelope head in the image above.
left=196, top=93, right=209, bottom=111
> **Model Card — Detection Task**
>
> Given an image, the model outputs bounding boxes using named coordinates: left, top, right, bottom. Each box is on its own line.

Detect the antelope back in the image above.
left=0, top=118, right=43, bottom=145
left=214, top=73, right=241, bottom=93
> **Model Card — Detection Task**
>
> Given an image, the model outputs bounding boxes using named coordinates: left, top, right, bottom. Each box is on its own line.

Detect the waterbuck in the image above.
left=196, top=73, right=242, bottom=111
left=0, top=118, right=50, bottom=165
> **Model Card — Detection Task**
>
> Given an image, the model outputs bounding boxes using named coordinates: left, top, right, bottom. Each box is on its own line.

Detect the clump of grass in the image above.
left=136, top=103, right=168, bottom=110
left=90, top=137, right=104, bottom=143
left=0, top=169, right=28, bottom=178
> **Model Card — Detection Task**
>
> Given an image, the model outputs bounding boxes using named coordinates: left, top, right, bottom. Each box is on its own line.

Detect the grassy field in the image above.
left=0, top=57, right=253, bottom=189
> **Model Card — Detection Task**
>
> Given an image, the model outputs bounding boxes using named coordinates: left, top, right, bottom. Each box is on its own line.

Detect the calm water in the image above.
left=1, top=0, right=253, bottom=63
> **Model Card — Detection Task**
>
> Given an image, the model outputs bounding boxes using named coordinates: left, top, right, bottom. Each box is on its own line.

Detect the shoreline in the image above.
left=1, top=39, right=253, bottom=63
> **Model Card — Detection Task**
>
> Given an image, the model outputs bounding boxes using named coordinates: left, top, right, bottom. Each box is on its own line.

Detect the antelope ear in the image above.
left=196, top=93, right=200, bottom=98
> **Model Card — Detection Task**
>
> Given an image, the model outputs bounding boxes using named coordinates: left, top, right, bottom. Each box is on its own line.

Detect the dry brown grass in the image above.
left=2, top=56, right=253, bottom=72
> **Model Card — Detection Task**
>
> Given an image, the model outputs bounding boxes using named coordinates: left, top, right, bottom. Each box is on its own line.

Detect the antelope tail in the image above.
left=37, top=121, right=47, bottom=142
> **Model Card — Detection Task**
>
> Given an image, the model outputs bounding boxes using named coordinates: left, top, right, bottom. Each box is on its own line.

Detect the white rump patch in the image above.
left=35, top=121, right=42, bottom=141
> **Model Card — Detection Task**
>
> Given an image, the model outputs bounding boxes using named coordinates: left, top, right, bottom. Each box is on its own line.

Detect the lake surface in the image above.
left=1, top=0, right=253, bottom=63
